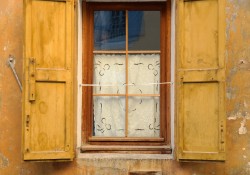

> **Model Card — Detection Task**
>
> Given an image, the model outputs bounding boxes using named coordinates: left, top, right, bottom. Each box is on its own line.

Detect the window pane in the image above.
left=94, top=11, right=126, bottom=50
left=128, top=97, right=160, bottom=137
left=93, top=54, right=126, bottom=94
left=128, top=11, right=160, bottom=50
left=93, top=97, right=125, bottom=137
left=128, top=54, right=160, bottom=94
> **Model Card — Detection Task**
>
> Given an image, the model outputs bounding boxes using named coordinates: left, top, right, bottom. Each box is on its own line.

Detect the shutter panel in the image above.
left=23, top=0, right=75, bottom=160
left=176, top=0, right=225, bottom=161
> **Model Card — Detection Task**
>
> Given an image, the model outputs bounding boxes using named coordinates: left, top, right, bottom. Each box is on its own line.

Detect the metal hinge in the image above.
left=29, top=58, right=36, bottom=101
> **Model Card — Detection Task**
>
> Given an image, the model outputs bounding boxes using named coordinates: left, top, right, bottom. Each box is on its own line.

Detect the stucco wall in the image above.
left=0, top=0, right=250, bottom=174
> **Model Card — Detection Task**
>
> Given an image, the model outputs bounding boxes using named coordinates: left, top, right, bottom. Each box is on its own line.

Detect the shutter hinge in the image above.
left=29, top=58, right=36, bottom=101
left=220, top=121, right=225, bottom=151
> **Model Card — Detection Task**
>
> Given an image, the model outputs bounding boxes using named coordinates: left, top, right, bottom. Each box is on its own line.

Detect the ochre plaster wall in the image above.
left=0, top=0, right=250, bottom=174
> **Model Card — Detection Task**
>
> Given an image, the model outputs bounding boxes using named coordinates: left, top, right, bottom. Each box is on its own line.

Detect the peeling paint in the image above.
left=239, top=119, right=247, bottom=135
left=228, top=100, right=250, bottom=121
left=228, top=111, right=243, bottom=120
left=0, top=152, right=9, bottom=168
left=228, top=115, right=238, bottom=120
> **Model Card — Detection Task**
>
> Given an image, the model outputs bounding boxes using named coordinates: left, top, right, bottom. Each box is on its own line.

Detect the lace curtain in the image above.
left=93, top=54, right=160, bottom=137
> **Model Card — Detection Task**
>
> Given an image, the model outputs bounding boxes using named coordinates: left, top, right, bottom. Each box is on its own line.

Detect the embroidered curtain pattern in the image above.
left=93, top=54, right=160, bottom=137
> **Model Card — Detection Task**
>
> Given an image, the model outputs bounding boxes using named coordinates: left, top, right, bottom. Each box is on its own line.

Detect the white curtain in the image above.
left=93, top=54, right=160, bottom=137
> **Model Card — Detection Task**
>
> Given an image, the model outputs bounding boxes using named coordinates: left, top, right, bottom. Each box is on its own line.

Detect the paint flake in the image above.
left=239, top=119, right=247, bottom=135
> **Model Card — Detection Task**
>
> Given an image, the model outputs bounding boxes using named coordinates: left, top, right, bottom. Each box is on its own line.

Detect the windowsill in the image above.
left=81, top=145, right=171, bottom=152
left=77, top=153, right=173, bottom=160
left=88, top=137, right=165, bottom=142
left=76, top=148, right=174, bottom=160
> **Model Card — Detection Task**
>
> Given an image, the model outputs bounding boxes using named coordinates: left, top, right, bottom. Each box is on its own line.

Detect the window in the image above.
left=22, top=0, right=226, bottom=161
left=82, top=2, right=171, bottom=153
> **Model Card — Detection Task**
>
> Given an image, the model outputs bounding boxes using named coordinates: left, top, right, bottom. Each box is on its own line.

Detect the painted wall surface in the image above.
left=0, top=0, right=250, bottom=174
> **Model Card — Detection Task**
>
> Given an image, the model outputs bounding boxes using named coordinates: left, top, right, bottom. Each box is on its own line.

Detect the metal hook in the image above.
left=7, top=55, right=22, bottom=91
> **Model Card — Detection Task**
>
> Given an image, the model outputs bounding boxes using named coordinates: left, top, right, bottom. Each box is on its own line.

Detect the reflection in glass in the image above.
left=94, top=11, right=160, bottom=50
left=128, top=11, right=160, bottom=50
left=94, top=11, right=126, bottom=50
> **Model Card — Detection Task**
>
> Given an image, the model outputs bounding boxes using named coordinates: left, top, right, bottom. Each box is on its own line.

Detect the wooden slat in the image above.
left=36, top=69, right=71, bottom=82
left=179, top=69, right=225, bottom=82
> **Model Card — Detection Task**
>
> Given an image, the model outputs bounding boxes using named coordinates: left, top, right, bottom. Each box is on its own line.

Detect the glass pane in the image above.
left=128, top=54, right=160, bottom=94
left=94, top=54, right=126, bottom=94
left=128, top=97, right=160, bottom=137
left=128, top=11, right=160, bottom=50
left=93, top=97, right=125, bottom=137
left=94, top=11, right=126, bottom=50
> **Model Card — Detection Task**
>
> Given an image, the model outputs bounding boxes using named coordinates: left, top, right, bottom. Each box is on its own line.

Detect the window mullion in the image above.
left=125, top=10, right=129, bottom=137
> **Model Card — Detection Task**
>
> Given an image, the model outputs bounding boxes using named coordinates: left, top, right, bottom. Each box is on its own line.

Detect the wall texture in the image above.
left=0, top=0, right=250, bottom=174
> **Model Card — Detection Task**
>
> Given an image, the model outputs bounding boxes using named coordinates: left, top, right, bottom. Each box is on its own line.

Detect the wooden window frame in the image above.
left=81, top=1, right=171, bottom=154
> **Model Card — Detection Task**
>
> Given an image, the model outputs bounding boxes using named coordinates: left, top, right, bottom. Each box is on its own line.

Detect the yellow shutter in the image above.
left=176, top=0, right=225, bottom=161
left=22, top=0, right=75, bottom=160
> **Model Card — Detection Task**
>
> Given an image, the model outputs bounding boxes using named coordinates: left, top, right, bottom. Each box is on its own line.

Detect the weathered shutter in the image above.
left=23, top=0, right=75, bottom=160
left=176, top=0, right=225, bottom=160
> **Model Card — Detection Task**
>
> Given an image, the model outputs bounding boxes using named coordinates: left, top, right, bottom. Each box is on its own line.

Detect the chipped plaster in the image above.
left=0, top=153, right=9, bottom=169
